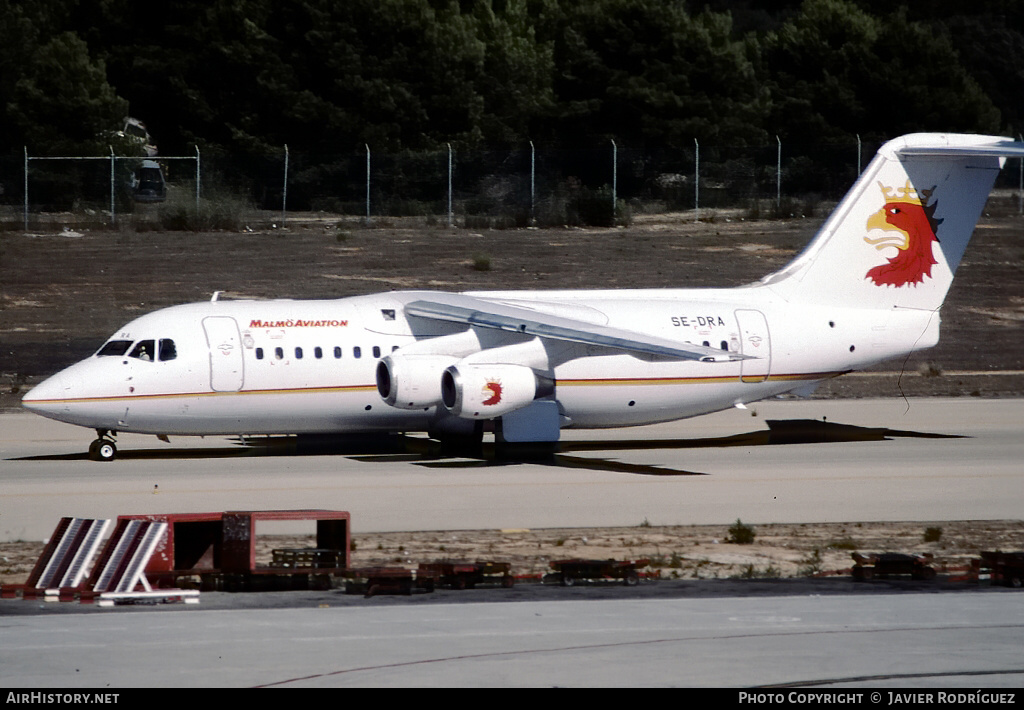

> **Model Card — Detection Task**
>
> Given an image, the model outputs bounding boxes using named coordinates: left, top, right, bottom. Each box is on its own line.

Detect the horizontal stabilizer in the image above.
left=892, top=136, right=1024, bottom=159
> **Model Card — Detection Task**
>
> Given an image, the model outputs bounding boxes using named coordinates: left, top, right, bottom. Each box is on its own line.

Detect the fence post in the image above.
left=365, top=144, right=371, bottom=225
left=23, top=146, right=28, bottom=232
left=447, top=143, right=453, bottom=228
left=530, top=140, right=536, bottom=225
left=282, top=144, right=289, bottom=226
left=857, top=134, right=862, bottom=176
left=1019, top=134, right=1022, bottom=215
left=194, top=145, right=201, bottom=230
left=611, top=139, right=617, bottom=220
left=776, top=135, right=782, bottom=208
left=694, top=138, right=700, bottom=220
left=109, top=146, right=116, bottom=227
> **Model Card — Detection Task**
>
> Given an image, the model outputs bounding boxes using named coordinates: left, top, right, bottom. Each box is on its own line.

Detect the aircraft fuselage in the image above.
left=22, top=288, right=932, bottom=437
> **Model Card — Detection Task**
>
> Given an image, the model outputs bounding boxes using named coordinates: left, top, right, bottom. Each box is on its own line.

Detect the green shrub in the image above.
left=727, top=519, right=756, bottom=545
left=798, top=549, right=823, bottom=577
left=828, top=537, right=858, bottom=550
left=535, top=185, right=631, bottom=227
left=157, top=187, right=257, bottom=231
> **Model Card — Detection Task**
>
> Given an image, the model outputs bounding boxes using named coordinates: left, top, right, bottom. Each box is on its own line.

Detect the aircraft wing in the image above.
left=404, top=293, right=748, bottom=362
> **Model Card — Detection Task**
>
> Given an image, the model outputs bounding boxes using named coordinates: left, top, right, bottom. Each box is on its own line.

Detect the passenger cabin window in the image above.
left=129, top=340, right=155, bottom=361
left=248, top=343, right=386, bottom=363
left=97, top=340, right=132, bottom=357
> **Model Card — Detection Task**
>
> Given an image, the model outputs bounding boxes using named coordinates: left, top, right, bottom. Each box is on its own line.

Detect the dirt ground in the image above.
left=3, top=520, right=1022, bottom=588
left=336, top=520, right=1024, bottom=581
left=2, top=201, right=1022, bottom=589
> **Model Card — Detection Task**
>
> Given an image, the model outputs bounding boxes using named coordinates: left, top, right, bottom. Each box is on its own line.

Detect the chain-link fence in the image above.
left=4, top=138, right=1023, bottom=231
left=15, top=150, right=200, bottom=231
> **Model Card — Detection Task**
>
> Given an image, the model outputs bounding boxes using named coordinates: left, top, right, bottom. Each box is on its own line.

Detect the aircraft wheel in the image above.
left=91, top=439, right=117, bottom=462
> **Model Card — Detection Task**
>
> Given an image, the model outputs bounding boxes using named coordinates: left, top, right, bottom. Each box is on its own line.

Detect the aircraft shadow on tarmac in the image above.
left=15, top=419, right=964, bottom=477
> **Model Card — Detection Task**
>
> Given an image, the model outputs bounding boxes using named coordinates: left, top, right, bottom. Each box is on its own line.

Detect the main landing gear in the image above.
left=89, top=430, right=118, bottom=462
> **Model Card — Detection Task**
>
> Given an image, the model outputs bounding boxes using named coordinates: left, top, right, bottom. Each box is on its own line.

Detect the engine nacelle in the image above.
left=376, top=355, right=457, bottom=409
left=441, top=363, right=551, bottom=419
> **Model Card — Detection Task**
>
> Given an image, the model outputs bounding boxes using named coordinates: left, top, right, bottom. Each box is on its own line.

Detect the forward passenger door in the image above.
left=203, top=316, right=244, bottom=392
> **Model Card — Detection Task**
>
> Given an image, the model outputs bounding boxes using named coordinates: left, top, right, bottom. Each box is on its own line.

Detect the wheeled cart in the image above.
left=545, top=558, right=649, bottom=586
left=974, top=551, right=1024, bottom=587
left=417, top=561, right=514, bottom=590
left=851, top=552, right=936, bottom=581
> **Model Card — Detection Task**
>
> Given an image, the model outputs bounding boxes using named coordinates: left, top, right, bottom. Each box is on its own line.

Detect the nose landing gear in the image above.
left=89, top=430, right=118, bottom=462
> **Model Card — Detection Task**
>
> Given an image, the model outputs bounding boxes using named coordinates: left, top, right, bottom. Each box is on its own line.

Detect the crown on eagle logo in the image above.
left=877, top=180, right=934, bottom=205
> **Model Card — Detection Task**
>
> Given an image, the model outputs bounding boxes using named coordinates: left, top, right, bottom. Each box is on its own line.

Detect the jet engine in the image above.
left=376, top=355, right=457, bottom=409
left=441, top=363, right=554, bottom=419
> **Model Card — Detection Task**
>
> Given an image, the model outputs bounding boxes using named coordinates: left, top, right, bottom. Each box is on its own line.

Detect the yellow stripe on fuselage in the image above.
left=26, top=384, right=379, bottom=406
left=558, top=371, right=846, bottom=387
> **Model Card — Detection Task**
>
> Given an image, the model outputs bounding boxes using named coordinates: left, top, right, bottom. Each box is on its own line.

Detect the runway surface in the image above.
left=3, top=589, right=1023, bottom=688
left=2, top=397, right=1022, bottom=541
left=2, top=397, right=1024, bottom=688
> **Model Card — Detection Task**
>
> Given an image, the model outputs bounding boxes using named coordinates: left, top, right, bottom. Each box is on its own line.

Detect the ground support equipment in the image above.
left=973, top=551, right=1024, bottom=587
left=345, top=567, right=419, bottom=597
left=416, top=561, right=514, bottom=590
left=1, top=517, right=111, bottom=601
left=544, top=558, right=649, bottom=586
left=851, top=552, right=937, bottom=581
left=117, top=509, right=351, bottom=591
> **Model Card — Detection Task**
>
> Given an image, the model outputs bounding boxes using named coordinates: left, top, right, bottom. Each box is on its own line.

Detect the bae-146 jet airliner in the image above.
left=22, top=133, right=1024, bottom=460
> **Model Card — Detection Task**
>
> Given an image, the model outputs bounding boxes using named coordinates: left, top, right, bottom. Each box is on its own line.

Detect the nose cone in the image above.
left=21, top=371, right=74, bottom=418
left=22, top=359, right=129, bottom=431
left=22, top=357, right=104, bottom=422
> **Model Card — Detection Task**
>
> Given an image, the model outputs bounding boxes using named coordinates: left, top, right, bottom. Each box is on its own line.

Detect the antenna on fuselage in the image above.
left=211, top=291, right=222, bottom=302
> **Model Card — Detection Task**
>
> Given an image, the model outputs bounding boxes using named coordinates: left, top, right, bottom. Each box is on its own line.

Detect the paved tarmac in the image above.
left=2, top=586, right=1023, bottom=688
left=2, top=398, right=1022, bottom=540
left=3, top=397, right=1023, bottom=688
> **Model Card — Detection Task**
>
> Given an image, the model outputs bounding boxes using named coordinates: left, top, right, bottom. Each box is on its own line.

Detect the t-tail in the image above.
left=761, top=133, right=1024, bottom=312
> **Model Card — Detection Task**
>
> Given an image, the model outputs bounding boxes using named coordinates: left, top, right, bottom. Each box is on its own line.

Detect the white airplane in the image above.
left=22, top=133, right=1024, bottom=461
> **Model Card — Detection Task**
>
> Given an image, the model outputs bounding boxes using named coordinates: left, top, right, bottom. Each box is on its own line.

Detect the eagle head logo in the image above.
left=482, top=380, right=502, bottom=406
left=863, top=181, right=942, bottom=287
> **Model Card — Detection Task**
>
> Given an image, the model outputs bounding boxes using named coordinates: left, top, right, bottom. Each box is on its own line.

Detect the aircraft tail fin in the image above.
left=762, top=134, right=1024, bottom=311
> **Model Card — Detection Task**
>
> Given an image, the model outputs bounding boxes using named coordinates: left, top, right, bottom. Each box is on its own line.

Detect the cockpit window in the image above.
left=129, top=340, right=155, bottom=361
left=97, top=340, right=133, bottom=357
left=159, top=339, right=177, bottom=361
